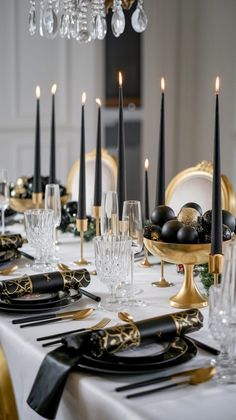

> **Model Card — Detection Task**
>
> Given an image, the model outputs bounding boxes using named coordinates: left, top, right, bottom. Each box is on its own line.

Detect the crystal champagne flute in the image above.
left=0, top=169, right=10, bottom=235
left=45, top=184, right=61, bottom=261
left=122, top=200, right=145, bottom=305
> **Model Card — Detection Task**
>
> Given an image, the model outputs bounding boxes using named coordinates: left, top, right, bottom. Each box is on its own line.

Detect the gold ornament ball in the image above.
left=177, top=207, right=200, bottom=228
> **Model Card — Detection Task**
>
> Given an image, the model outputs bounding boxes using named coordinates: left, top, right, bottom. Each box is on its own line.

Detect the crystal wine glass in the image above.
left=94, top=235, right=131, bottom=311
left=45, top=184, right=61, bottom=261
left=0, top=169, right=10, bottom=235
left=122, top=200, right=145, bottom=304
left=24, top=209, right=54, bottom=272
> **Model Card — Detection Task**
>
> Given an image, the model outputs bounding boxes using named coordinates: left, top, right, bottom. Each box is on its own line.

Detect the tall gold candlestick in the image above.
left=93, top=206, right=101, bottom=237
left=32, top=192, right=43, bottom=209
left=76, top=219, right=89, bottom=265
left=152, top=259, right=173, bottom=288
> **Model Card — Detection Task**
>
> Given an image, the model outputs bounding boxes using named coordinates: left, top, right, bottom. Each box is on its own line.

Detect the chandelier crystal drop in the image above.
left=28, top=0, right=148, bottom=42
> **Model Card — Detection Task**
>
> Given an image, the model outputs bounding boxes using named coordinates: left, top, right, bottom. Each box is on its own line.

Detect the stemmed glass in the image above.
left=24, top=209, right=54, bottom=272
left=208, top=240, right=236, bottom=383
left=45, top=184, right=61, bottom=261
left=94, top=235, right=131, bottom=311
left=0, top=169, right=10, bottom=234
left=101, top=191, right=119, bottom=236
left=122, top=200, right=145, bottom=303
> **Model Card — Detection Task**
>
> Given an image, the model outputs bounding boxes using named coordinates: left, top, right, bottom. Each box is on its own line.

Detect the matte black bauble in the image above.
left=222, top=210, right=235, bottom=232
left=181, top=202, right=203, bottom=216
left=63, top=201, right=78, bottom=217
left=144, top=224, right=162, bottom=241
left=202, top=210, right=212, bottom=233
left=222, top=224, right=231, bottom=241
left=161, top=220, right=183, bottom=243
left=151, top=205, right=175, bottom=227
left=177, top=226, right=199, bottom=244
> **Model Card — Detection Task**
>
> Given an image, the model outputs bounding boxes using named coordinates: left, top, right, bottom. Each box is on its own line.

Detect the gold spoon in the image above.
left=58, top=263, right=97, bottom=276
left=126, top=366, right=216, bottom=399
left=118, top=311, right=134, bottom=323
left=0, top=265, right=18, bottom=275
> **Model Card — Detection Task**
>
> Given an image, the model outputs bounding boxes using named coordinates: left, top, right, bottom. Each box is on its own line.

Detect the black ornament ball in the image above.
left=161, top=220, right=183, bottom=243
left=63, top=201, right=78, bottom=217
left=181, top=202, right=203, bottom=216
left=202, top=210, right=212, bottom=233
left=144, top=225, right=162, bottom=241
left=222, top=224, right=231, bottom=241
left=177, top=226, right=199, bottom=244
left=222, top=210, right=235, bottom=232
left=151, top=205, right=175, bottom=227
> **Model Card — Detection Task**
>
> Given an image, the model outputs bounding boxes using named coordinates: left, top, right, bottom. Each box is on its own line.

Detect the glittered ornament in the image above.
left=177, top=226, right=198, bottom=244
left=63, top=201, right=78, bottom=217
left=151, top=205, right=175, bottom=227
left=181, top=202, right=203, bottom=216
left=144, top=224, right=162, bottom=241
left=177, top=207, right=200, bottom=228
left=161, top=220, right=183, bottom=243
left=222, top=224, right=231, bottom=241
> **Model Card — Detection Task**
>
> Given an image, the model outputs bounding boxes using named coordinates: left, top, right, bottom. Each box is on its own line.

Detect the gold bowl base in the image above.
left=74, top=259, right=90, bottom=266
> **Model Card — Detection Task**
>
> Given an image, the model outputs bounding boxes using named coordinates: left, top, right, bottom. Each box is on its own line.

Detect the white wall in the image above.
left=1, top=0, right=236, bottom=210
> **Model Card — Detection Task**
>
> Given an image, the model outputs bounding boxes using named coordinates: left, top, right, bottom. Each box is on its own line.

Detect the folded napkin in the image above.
left=0, top=269, right=90, bottom=299
left=27, top=309, right=203, bottom=419
left=0, top=234, right=25, bottom=251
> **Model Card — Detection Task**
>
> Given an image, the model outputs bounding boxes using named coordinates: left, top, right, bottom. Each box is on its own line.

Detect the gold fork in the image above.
left=0, top=265, right=18, bottom=275
left=40, top=317, right=112, bottom=347
left=58, top=263, right=97, bottom=276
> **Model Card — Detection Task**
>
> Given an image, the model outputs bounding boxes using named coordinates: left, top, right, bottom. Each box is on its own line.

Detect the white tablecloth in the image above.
left=0, top=226, right=236, bottom=420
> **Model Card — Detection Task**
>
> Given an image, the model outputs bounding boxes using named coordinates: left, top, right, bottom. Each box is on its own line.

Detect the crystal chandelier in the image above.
left=28, top=0, right=148, bottom=42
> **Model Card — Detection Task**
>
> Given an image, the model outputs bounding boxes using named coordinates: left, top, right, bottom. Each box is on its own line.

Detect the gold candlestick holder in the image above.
left=32, top=192, right=43, bottom=209
left=208, top=253, right=223, bottom=286
left=76, top=218, right=90, bottom=265
left=92, top=206, right=101, bottom=237
left=140, top=246, right=152, bottom=268
left=152, top=259, right=173, bottom=287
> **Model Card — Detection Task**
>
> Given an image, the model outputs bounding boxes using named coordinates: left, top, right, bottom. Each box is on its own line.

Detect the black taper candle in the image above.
left=155, top=78, right=165, bottom=206
left=144, top=158, right=150, bottom=220
left=93, top=99, right=102, bottom=206
left=33, top=86, right=42, bottom=193
left=211, top=77, right=222, bottom=255
left=77, top=92, right=86, bottom=219
left=117, top=72, right=127, bottom=220
left=49, top=84, right=57, bottom=184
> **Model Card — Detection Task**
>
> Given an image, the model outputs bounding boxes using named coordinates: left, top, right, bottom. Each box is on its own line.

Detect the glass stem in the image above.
left=53, top=225, right=57, bottom=256
left=130, top=250, right=134, bottom=295
left=1, top=209, right=5, bottom=234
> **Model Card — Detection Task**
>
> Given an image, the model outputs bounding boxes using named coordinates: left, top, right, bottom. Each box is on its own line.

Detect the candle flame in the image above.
left=82, top=92, right=86, bottom=104
left=36, top=86, right=40, bottom=99
left=96, top=98, right=101, bottom=107
left=144, top=158, right=149, bottom=170
left=161, top=77, right=165, bottom=92
left=215, top=76, right=220, bottom=94
left=119, top=72, right=123, bottom=87
left=51, top=83, right=57, bottom=95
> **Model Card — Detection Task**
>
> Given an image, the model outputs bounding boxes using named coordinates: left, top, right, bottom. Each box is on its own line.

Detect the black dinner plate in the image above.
left=9, top=292, right=59, bottom=304
left=0, top=289, right=82, bottom=313
left=76, top=336, right=197, bottom=374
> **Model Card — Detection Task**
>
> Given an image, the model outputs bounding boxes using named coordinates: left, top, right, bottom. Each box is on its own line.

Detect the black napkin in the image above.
left=27, top=309, right=203, bottom=419
left=0, top=234, right=25, bottom=251
left=0, top=269, right=90, bottom=299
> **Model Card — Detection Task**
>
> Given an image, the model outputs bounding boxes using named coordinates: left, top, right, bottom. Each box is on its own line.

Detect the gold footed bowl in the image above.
left=10, top=194, right=70, bottom=213
left=144, top=238, right=229, bottom=309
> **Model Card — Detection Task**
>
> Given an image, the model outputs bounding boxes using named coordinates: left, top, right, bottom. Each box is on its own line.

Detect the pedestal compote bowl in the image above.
left=144, top=238, right=229, bottom=309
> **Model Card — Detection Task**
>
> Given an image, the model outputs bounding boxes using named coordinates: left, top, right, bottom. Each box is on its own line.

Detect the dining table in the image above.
left=0, top=222, right=236, bottom=420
